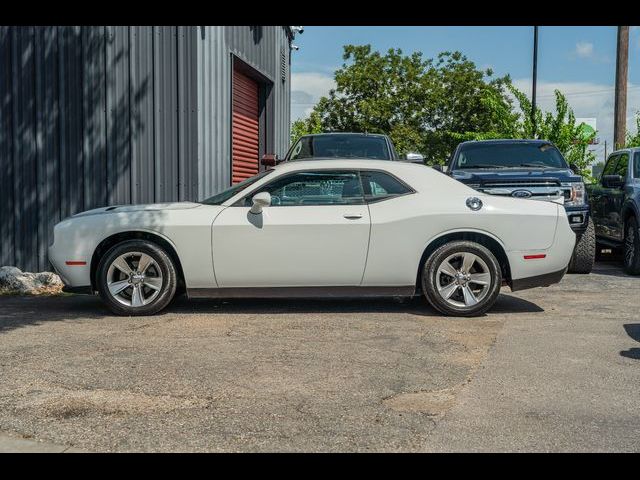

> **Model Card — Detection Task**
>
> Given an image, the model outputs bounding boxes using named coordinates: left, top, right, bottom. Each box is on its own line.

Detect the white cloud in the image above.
left=575, top=41, right=594, bottom=58
left=512, top=78, right=640, bottom=162
left=290, top=72, right=335, bottom=122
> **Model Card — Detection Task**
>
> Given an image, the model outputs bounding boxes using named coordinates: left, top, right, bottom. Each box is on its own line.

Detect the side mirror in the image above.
left=261, top=154, right=278, bottom=166
left=432, top=165, right=443, bottom=172
left=405, top=152, right=425, bottom=163
left=569, top=163, right=579, bottom=173
left=250, top=192, right=271, bottom=214
left=601, top=174, right=625, bottom=189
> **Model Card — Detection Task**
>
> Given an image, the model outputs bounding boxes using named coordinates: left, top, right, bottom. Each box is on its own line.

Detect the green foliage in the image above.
left=292, top=44, right=596, bottom=177
left=624, top=112, right=640, bottom=148
left=291, top=110, right=323, bottom=143
left=508, top=85, right=596, bottom=181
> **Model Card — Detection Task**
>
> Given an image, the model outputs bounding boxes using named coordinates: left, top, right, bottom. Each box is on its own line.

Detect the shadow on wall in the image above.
left=620, top=323, right=640, bottom=360
left=0, top=26, right=151, bottom=272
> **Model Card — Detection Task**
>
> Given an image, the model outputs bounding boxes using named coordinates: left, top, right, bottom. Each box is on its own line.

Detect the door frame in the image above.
left=230, top=55, right=275, bottom=183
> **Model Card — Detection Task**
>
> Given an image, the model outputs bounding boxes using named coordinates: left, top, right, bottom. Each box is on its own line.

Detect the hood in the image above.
left=451, top=168, right=582, bottom=184
left=72, top=202, right=202, bottom=218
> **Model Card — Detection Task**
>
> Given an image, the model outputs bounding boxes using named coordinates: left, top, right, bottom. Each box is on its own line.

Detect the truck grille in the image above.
left=474, top=180, right=570, bottom=200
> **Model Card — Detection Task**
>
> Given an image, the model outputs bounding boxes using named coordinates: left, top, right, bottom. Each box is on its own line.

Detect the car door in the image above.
left=592, top=154, right=619, bottom=238
left=212, top=169, right=371, bottom=288
left=609, top=152, right=630, bottom=240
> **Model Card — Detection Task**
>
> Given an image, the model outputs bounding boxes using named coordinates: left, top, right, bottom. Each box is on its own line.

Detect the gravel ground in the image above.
left=0, top=258, right=637, bottom=452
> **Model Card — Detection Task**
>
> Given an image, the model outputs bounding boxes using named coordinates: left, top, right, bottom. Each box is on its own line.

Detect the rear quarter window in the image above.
left=361, top=170, right=413, bottom=202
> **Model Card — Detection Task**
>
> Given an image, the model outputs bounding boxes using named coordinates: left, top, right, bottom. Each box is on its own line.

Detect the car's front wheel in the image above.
left=567, top=217, right=595, bottom=274
left=96, top=240, right=177, bottom=316
left=422, top=241, right=502, bottom=317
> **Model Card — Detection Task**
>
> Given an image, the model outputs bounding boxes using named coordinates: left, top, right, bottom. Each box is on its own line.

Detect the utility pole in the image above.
left=614, top=26, right=629, bottom=149
left=531, top=26, right=539, bottom=138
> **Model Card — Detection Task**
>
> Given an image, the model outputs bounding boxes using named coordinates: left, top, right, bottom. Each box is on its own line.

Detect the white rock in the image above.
left=0, top=266, right=63, bottom=294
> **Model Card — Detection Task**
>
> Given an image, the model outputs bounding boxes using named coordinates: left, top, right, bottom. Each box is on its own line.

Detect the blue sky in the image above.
left=290, top=26, right=640, bottom=162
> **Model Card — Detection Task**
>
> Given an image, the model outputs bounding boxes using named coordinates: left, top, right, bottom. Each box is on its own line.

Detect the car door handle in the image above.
left=343, top=214, right=363, bottom=220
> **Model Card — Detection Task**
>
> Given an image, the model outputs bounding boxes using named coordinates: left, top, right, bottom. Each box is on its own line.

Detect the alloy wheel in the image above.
left=106, top=252, right=163, bottom=307
left=435, top=252, right=492, bottom=308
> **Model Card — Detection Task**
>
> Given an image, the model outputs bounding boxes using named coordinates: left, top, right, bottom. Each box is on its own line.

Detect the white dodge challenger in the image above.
left=49, top=159, right=575, bottom=317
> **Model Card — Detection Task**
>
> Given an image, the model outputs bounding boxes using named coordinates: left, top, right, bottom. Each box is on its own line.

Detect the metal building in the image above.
left=0, top=26, right=294, bottom=272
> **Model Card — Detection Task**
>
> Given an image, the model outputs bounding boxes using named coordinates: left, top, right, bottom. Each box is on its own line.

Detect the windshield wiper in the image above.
left=458, top=165, right=509, bottom=169
left=517, top=163, right=555, bottom=168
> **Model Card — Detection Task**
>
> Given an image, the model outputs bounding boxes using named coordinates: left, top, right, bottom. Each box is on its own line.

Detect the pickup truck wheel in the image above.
left=623, top=216, right=640, bottom=275
left=567, top=217, right=595, bottom=274
left=422, top=241, right=502, bottom=317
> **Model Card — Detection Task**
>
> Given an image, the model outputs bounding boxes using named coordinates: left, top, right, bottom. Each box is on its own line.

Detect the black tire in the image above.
left=421, top=241, right=502, bottom=317
left=623, top=216, right=640, bottom=275
left=96, top=239, right=177, bottom=316
left=567, top=217, right=595, bottom=274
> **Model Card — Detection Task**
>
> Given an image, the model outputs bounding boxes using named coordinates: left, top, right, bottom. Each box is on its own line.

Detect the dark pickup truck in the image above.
left=586, top=147, right=640, bottom=274
left=446, top=139, right=595, bottom=274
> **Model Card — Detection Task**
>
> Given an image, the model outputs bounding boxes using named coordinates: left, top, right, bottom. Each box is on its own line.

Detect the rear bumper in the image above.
left=62, top=285, right=94, bottom=295
left=510, top=267, right=567, bottom=292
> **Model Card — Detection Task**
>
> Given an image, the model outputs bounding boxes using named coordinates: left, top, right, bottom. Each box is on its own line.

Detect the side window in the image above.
left=615, top=153, right=629, bottom=178
left=247, top=170, right=364, bottom=206
left=635, top=152, right=640, bottom=179
left=360, top=170, right=412, bottom=202
left=602, top=155, right=619, bottom=178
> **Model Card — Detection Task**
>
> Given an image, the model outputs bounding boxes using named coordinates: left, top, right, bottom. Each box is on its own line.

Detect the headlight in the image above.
left=564, top=182, right=586, bottom=206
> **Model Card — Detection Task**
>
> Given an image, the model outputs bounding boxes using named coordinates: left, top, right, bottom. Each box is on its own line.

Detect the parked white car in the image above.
left=49, top=160, right=576, bottom=317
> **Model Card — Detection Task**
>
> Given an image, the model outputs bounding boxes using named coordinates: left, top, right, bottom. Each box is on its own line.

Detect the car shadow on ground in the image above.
left=620, top=323, right=640, bottom=360
left=0, top=295, right=110, bottom=334
left=593, top=254, right=635, bottom=278
left=0, top=290, right=545, bottom=335
left=169, top=292, right=543, bottom=316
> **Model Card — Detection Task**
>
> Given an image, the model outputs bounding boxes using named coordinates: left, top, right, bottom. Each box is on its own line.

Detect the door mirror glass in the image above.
left=250, top=192, right=271, bottom=214
left=601, top=174, right=624, bottom=189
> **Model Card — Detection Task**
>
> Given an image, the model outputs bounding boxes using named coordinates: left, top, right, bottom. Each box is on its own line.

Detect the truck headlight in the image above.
left=565, top=182, right=586, bottom=206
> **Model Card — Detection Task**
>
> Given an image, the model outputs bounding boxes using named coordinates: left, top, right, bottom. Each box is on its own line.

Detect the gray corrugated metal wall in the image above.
left=196, top=26, right=292, bottom=198
left=0, top=26, right=199, bottom=272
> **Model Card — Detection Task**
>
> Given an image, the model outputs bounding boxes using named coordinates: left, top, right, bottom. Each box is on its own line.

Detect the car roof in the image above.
left=298, top=132, right=387, bottom=138
left=458, top=139, right=554, bottom=147
left=271, top=158, right=420, bottom=173
left=609, top=147, right=640, bottom=155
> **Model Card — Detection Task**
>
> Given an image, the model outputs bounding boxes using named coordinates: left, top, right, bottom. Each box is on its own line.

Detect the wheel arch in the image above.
left=415, top=230, right=512, bottom=293
left=90, top=230, right=186, bottom=293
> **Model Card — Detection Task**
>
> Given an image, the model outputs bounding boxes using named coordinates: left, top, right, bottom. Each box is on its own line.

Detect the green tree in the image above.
left=292, top=44, right=596, bottom=176
left=292, top=45, right=515, bottom=163
left=506, top=86, right=596, bottom=180
left=624, top=112, right=640, bottom=148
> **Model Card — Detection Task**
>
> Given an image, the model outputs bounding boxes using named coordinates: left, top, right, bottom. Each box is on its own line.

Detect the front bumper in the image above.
left=564, top=207, right=590, bottom=234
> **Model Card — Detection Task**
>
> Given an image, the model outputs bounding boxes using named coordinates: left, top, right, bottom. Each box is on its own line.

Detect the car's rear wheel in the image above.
left=96, top=240, right=177, bottom=316
left=623, top=216, right=640, bottom=275
left=422, top=241, right=502, bottom=317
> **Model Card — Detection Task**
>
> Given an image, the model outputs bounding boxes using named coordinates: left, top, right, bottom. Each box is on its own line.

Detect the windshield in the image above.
left=289, top=135, right=391, bottom=161
left=200, top=170, right=273, bottom=205
left=453, top=143, right=568, bottom=170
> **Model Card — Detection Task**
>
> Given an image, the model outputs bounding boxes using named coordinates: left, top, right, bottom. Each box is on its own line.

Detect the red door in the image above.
left=232, top=69, right=260, bottom=184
